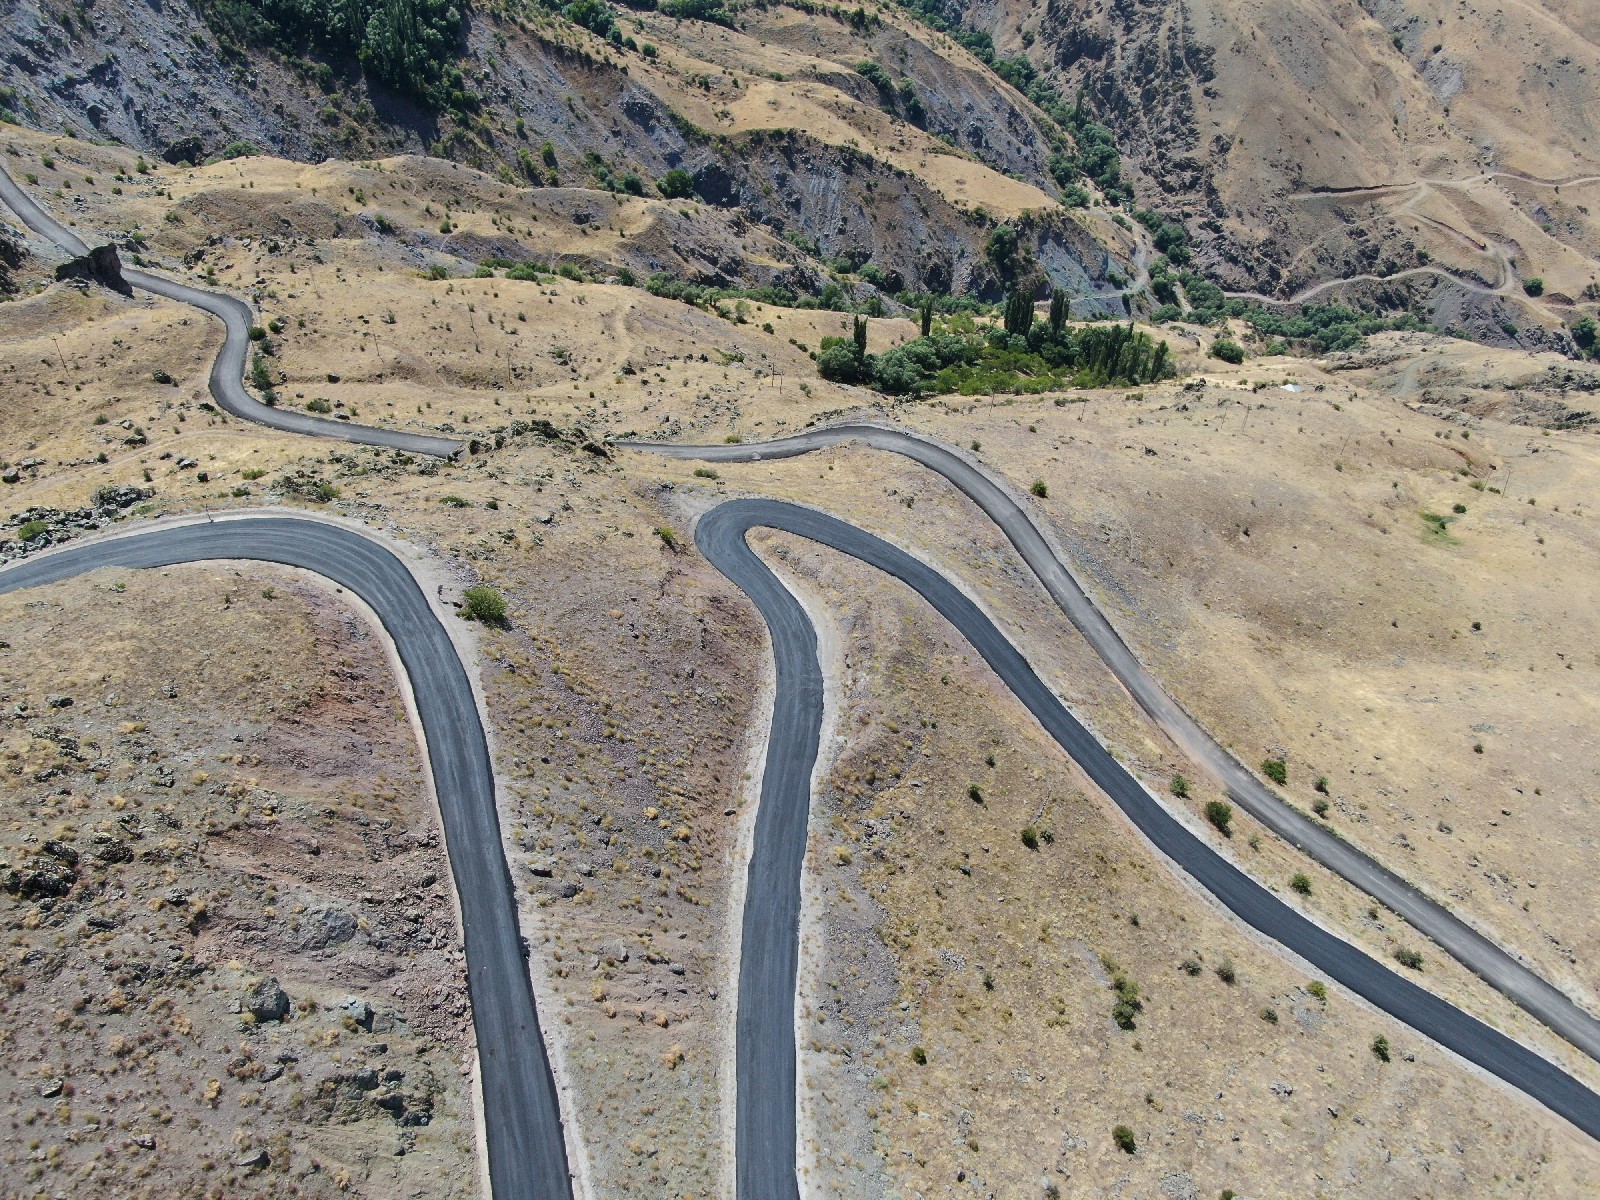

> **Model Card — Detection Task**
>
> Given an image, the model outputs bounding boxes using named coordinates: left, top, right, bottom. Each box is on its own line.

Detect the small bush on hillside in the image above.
left=1523, top=277, right=1544, bottom=297
left=461, top=586, right=508, bottom=626
left=657, top=168, right=695, bottom=199
left=1204, top=800, right=1233, bottom=836
left=1289, top=872, right=1312, bottom=896
left=1170, top=774, right=1190, bottom=799
left=1210, top=338, right=1245, bottom=364
left=1392, top=946, right=1424, bottom=971
left=1261, top=757, right=1288, bottom=786
left=1112, top=1125, right=1136, bottom=1153
left=1372, top=1034, right=1391, bottom=1062
left=1020, top=826, right=1040, bottom=850
left=1110, top=970, right=1142, bottom=1029
left=1030, top=479, right=1049, bottom=498
left=17, top=520, right=48, bottom=542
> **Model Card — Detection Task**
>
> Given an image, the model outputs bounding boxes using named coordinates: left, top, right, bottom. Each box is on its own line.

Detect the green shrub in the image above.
left=1372, top=1034, right=1391, bottom=1062
left=1261, top=757, right=1287, bottom=786
left=17, top=520, right=48, bottom=542
left=1313, top=775, right=1329, bottom=794
left=1392, top=946, right=1423, bottom=970
left=966, top=783, right=983, bottom=804
left=1030, top=479, right=1048, bottom=498
left=657, top=168, right=695, bottom=199
left=1289, top=872, right=1312, bottom=896
left=1112, top=1124, right=1136, bottom=1153
left=1312, top=797, right=1330, bottom=818
left=1020, top=826, right=1040, bottom=850
left=1204, top=800, right=1233, bottom=836
left=1210, top=338, right=1245, bottom=364
left=461, top=586, right=508, bottom=626
left=1522, top=277, right=1544, bottom=297
left=1260, top=1006, right=1278, bottom=1024
left=1214, top=958, right=1236, bottom=984
left=910, top=1045, right=927, bottom=1064
left=306, top=397, right=333, bottom=413
left=1306, top=980, right=1327, bottom=1002
left=1170, top=774, right=1190, bottom=799
left=1110, top=970, right=1141, bottom=1029
left=438, top=494, right=471, bottom=507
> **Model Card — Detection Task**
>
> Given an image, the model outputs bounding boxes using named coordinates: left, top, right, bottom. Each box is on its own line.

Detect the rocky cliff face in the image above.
left=971, top=0, right=1600, bottom=342
left=0, top=0, right=1140, bottom=304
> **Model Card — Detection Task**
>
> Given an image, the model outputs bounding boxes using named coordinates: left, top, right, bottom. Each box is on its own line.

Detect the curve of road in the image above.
left=697, top=496, right=1600, bottom=1197
left=623, top=427, right=1600, bottom=1055
left=0, top=164, right=461, bottom=459
left=0, top=517, right=574, bottom=1200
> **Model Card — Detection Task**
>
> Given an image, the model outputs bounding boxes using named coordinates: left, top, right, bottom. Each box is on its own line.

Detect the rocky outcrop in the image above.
left=0, top=223, right=25, bottom=294
left=53, top=243, right=132, bottom=295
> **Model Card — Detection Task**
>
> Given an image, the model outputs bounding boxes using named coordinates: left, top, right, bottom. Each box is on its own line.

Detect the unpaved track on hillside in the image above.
left=626, top=428, right=1600, bottom=1196
left=0, top=164, right=461, bottom=458
left=0, top=517, right=574, bottom=1199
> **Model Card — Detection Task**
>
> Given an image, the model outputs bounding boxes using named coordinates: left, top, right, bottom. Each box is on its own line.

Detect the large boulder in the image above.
left=245, top=976, right=291, bottom=1023
left=54, top=244, right=131, bottom=296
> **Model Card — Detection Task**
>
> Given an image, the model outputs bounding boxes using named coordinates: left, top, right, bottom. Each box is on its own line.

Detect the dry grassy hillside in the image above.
left=3, top=132, right=1600, bottom=1196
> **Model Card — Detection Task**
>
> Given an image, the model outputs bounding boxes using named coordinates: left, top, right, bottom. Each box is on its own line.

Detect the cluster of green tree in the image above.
left=644, top=272, right=805, bottom=308
left=191, top=0, right=468, bottom=110
left=1241, top=302, right=1427, bottom=352
left=583, top=150, right=648, bottom=194
left=854, top=60, right=926, bottom=124
left=818, top=291, right=1172, bottom=396
left=1571, top=315, right=1597, bottom=357
left=562, top=0, right=618, bottom=34
left=1150, top=271, right=1427, bottom=352
left=1134, top=209, right=1191, bottom=266
left=660, top=0, right=735, bottom=24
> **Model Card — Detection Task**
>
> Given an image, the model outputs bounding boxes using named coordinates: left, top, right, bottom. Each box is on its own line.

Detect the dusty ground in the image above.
left=0, top=564, right=477, bottom=1198
left=3, top=131, right=1600, bottom=1195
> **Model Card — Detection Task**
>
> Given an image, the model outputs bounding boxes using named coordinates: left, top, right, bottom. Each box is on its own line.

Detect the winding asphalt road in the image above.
left=697, top=497, right=1600, bottom=1197
left=0, top=164, right=461, bottom=458
left=8, top=158, right=1598, bottom=1194
left=0, top=517, right=574, bottom=1199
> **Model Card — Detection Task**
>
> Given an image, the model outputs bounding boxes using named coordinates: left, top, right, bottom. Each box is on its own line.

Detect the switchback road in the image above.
left=695, top=496, right=1600, bottom=1198
left=0, top=518, right=574, bottom=1200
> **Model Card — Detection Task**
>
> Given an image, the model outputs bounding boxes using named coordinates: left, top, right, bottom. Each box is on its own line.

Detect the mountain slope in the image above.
left=979, top=0, right=1600, bottom=344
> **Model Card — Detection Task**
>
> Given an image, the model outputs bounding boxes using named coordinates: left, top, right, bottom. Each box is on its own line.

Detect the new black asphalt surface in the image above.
left=626, top=425, right=1600, bottom=1068
left=698, top=497, right=1600, bottom=1199
left=0, top=164, right=461, bottom=459
left=0, top=518, right=574, bottom=1200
